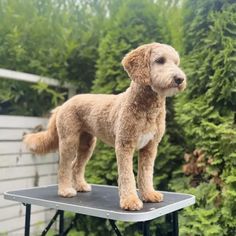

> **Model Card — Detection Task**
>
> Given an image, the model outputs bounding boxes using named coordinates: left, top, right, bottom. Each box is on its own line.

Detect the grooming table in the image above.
left=4, top=184, right=195, bottom=236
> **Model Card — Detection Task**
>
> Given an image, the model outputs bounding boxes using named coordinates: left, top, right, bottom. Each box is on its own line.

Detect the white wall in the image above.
left=0, top=115, right=58, bottom=235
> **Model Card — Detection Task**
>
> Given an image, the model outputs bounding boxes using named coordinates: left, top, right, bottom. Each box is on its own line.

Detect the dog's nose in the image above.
left=174, top=76, right=184, bottom=85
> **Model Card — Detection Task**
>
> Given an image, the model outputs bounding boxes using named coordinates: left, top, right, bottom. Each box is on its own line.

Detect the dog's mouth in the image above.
left=150, top=80, right=186, bottom=96
left=177, top=83, right=186, bottom=91
left=175, top=84, right=183, bottom=91
left=162, top=83, right=186, bottom=97
left=167, top=84, right=182, bottom=90
left=170, top=81, right=186, bottom=91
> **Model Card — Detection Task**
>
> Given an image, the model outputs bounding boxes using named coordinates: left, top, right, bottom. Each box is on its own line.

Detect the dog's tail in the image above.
left=23, top=106, right=61, bottom=154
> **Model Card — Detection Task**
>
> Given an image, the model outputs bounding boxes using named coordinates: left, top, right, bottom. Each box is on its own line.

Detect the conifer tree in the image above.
left=92, top=0, right=164, bottom=94
left=171, top=1, right=236, bottom=235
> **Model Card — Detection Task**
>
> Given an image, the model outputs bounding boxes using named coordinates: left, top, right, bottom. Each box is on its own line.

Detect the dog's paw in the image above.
left=141, top=191, right=164, bottom=203
left=120, top=195, right=143, bottom=211
left=74, top=182, right=92, bottom=192
left=58, top=187, right=77, bottom=197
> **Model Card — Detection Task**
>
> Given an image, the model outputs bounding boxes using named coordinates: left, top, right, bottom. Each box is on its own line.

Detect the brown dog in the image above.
left=24, top=42, right=186, bottom=211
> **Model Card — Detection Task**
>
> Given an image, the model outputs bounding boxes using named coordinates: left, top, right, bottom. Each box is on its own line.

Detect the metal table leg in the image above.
left=59, top=210, right=64, bottom=235
left=24, top=204, right=31, bottom=236
left=143, top=220, right=150, bottom=236
left=109, top=220, right=122, bottom=236
left=172, top=211, right=179, bottom=236
left=41, top=211, right=60, bottom=236
left=62, top=213, right=80, bottom=235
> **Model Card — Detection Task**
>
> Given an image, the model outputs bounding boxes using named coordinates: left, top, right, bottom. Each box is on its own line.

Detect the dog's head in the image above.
left=122, top=43, right=187, bottom=97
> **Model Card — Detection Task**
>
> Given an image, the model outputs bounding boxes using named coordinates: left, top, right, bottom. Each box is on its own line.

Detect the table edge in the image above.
left=4, top=185, right=195, bottom=222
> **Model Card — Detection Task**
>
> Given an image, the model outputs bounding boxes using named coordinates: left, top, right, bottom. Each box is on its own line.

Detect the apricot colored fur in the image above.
left=24, top=43, right=187, bottom=211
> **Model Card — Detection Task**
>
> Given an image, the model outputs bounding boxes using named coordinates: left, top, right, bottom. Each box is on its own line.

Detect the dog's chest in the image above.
left=137, top=132, right=155, bottom=149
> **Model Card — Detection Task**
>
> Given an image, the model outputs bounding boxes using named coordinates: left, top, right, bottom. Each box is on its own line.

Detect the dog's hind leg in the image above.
left=57, top=133, right=79, bottom=197
left=72, top=132, right=96, bottom=192
left=57, top=111, right=82, bottom=197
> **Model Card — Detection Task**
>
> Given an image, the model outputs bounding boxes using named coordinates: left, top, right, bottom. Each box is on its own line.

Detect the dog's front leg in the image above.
left=138, top=140, right=163, bottom=202
left=116, top=141, right=143, bottom=210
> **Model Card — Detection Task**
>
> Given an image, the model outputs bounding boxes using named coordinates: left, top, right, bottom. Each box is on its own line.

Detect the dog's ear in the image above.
left=122, top=45, right=151, bottom=85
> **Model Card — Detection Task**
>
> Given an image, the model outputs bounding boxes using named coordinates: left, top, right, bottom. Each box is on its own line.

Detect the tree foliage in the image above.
left=171, top=1, right=236, bottom=235
left=92, top=0, right=164, bottom=94
left=0, top=0, right=105, bottom=115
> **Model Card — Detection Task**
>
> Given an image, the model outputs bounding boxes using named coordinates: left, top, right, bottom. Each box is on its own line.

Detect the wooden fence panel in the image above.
left=0, top=115, right=58, bottom=235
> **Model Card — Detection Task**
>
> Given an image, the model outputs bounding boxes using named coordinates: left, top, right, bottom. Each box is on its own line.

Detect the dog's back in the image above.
left=24, top=92, right=123, bottom=153
left=58, top=93, right=123, bottom=147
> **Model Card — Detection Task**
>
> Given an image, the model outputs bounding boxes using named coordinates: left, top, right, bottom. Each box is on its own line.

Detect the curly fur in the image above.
left=24, top=42, right=187, bottom=211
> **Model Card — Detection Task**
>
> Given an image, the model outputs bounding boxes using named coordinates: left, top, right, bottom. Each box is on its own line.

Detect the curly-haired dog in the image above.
left=24, top=42, right=186, bottom=211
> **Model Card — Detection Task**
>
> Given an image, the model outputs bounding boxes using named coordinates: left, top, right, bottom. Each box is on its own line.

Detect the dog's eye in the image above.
left=155, top=57, right=165, bottom=64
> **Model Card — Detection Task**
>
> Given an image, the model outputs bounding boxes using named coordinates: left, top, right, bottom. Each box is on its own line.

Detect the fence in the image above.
left=0, top=69, right=75, bottom=235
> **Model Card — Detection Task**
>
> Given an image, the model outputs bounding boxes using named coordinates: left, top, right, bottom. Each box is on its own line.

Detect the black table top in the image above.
left=4, top=184, right=195, bottom=222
